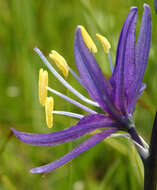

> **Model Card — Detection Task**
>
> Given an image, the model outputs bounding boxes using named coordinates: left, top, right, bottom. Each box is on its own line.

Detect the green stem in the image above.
left=144, top=112, right=157, bottom=190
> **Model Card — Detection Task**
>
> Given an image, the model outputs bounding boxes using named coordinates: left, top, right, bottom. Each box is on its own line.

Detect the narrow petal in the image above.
left=128, top=83, right=146, bottom=114
left=127, top=4, right=152, bottom=113
left=12, top=114, right=119, bottom=146
left=110, top=7, right=137, bottom=114
left=74, top=26, right=121, bottom=120
left=123, top=8, right=137, bottom=94
left=30, top=128, right=117, bottom=173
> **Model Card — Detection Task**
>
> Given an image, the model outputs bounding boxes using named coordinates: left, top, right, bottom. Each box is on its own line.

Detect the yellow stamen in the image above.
left=39, top=68, right=48, bottom=105
left=79, top=25, right=97, bottom=53
left=45, top=97, right=54, bottom=128
left=96, top=33, right=111, bottom=53
left=49, top=50, right=69, bottom=78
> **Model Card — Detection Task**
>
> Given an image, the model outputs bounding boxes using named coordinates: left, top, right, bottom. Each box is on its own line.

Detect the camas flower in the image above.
left=12, top=4, right=152, bottom=173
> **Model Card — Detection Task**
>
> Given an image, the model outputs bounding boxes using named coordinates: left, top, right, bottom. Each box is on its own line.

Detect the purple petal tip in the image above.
left=30, top=167, right=44, bottom=174
left=76, top=25, right=81, bottom=33
left=144, top=3, right=150, bottom=9
left=11, top=128, right=17, bottom=136
left=130, top=7, right=137, bottom=11
left=30, top=169, right=37, bottom=174
left=34, top=47, right=37, bottom=51
left=11, top=128, right=24, bottom=141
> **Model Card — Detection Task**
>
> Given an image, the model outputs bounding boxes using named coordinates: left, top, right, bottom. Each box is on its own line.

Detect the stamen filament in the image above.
left=68, top=67, right=84, bottom=87
left=53, top=111, right=84, bottom=119
left=34, top=47, right=99, bottom=107
left=47, top=87, right=96, bottom=114
left=108, top=52, right=114, bottom=73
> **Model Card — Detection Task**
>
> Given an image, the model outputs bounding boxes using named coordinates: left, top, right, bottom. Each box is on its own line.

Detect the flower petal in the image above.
left=110, top=7, right=137, bottom=114
left=30, top=128, right=117, bottom=173
left=74, top=26, right=121, bottom=120
left=12, top=114, right=119, bottom=146
left=127, top=4, right=152, bottom=113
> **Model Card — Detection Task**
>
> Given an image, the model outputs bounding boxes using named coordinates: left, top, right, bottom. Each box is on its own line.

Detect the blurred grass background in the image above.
left=0, top=0, right=156, bottom=189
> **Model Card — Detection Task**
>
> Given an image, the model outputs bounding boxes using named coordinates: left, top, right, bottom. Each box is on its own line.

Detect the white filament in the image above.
left=53, top=111, right=84, bottom=119
left=34, top=47, right=99, bottom=107
left=47, top=87, right=96, bottom=114
left=108, top=52, right=114, bottom=73
left=68, top=67, right=84, bottom=87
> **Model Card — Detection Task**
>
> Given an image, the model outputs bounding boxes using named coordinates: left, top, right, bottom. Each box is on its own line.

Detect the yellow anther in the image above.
left=45, top=97, right=54, bottom=128
left=96, top=34, right=111, bottom=53
left=39, top=68, right=48, bottom=105
left=49, top=50, right=69, bottom=78
left=79, top=25, right=97, bottom=53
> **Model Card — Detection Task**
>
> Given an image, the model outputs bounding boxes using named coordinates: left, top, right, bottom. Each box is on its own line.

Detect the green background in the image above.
left=0, top=0, right=156, bottom=189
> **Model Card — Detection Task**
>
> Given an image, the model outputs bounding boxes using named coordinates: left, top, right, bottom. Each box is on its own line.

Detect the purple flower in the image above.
left=12, top=4, right=152, bottom=173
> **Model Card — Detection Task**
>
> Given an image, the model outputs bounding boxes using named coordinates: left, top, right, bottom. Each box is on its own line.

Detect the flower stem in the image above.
left=144, top=112, right=157, bottom=190
left=128, top=127, right=144, bottom=147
